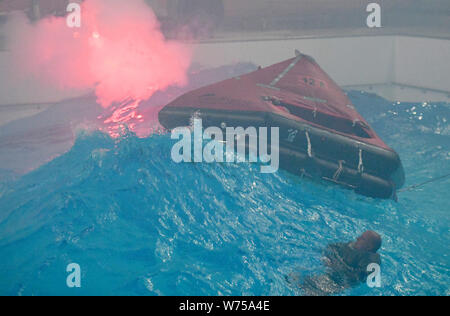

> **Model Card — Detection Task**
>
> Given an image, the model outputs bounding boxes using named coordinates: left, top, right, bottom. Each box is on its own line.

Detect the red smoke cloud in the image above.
left=7, top=0, right=191, bottom=108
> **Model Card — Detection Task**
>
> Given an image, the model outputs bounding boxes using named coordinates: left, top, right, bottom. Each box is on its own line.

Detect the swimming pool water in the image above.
left=0, top=90, right=448, bottom=296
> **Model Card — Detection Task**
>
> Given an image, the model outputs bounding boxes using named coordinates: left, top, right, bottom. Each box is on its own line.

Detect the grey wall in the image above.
left=148, top=0, right=450, bottom=37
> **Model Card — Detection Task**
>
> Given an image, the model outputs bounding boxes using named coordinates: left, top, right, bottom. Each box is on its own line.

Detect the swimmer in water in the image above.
left=287, top=231, right=382, bottom=296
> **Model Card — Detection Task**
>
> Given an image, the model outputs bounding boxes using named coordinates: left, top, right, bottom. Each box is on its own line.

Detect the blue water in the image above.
left=0, top=90, right=449, bottom=296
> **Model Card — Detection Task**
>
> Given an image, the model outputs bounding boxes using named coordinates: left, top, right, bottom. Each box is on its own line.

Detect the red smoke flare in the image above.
left=8, top=0, right=191, bottom=108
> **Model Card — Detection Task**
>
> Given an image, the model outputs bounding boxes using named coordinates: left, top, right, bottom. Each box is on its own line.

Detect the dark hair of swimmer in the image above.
left=353, top=230, right=382, bottom=253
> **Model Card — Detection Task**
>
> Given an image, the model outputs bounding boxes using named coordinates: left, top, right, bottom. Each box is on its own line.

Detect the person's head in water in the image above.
left=353, top=231, right=382, bottom=253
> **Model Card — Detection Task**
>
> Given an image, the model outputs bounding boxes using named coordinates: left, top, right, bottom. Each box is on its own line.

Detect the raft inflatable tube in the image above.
left=159, top=51, right=405, bottom=199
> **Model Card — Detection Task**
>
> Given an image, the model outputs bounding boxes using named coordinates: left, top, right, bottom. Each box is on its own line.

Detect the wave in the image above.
left=0, top=91, right=448, bottom=295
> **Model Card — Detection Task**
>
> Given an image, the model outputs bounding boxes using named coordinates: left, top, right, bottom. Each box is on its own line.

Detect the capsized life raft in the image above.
left=159, top=51, right=405, bottom=199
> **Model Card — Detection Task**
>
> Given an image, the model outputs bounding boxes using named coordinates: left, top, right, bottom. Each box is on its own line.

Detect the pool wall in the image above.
left=1, top=30, right=449, bottom=126
left=191, top=34, right=450, bottom=103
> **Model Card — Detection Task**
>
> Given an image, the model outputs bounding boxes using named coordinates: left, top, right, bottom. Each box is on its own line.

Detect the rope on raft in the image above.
left=398, top=172, right=450, bottom=193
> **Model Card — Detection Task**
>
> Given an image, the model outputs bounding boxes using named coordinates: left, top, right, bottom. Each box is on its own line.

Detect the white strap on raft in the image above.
left=305, top=131, right=312, bottom=158
left=333, top=160, right=345, bottom=181
left=357, top=148, right=364, bottom=174
left=270, top=53, right=303, bottom=87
